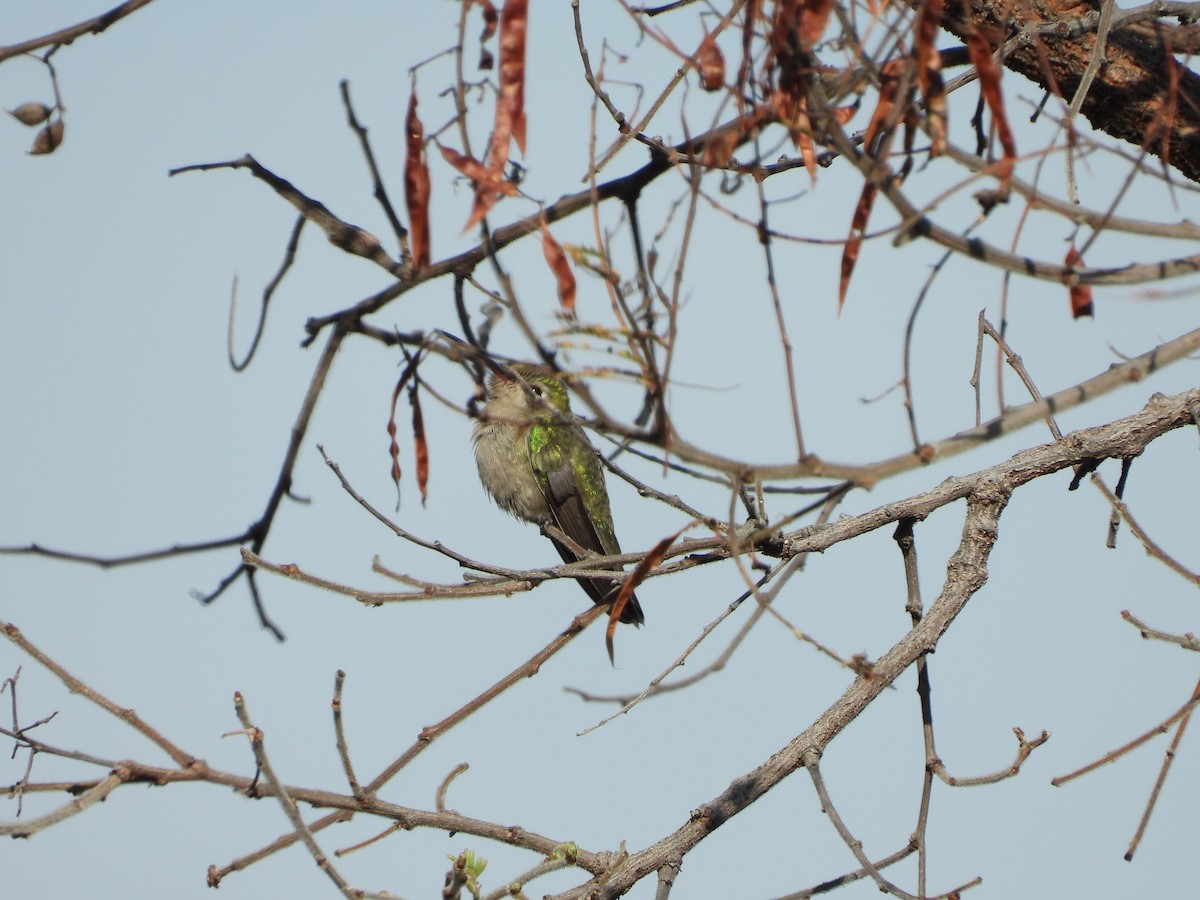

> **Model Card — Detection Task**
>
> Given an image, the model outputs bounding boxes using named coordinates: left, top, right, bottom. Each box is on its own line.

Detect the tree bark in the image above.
left=941, top=0, right=1200, bottom=183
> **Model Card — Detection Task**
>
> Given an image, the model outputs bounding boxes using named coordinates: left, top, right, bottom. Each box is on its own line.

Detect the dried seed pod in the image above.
left=8, top=102, right=52, bottom=126
left=29, top=119, right=65, bottom=155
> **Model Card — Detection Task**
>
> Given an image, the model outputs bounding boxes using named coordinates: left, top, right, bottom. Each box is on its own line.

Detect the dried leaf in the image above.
left=448, top=0, right=526, bottom=231
left=736, top=0, right=760, bottom=104
left=799, top=0, right=834, bottom=44
left=1065, top=246, right=1094, bottom=319
left=465, top=186, right=501, bottom=232
left=698, top=105, right=770, bottom=169
left=769, top=0, right=798, bottom=57
left=797, top=113, right=817, bottom=178
left=964, top=31, right=1016, bottom=188
left=476, top=0, right=498, bottom=69
left=606, top=531, right=678, bottom=666
left=701, top=128, right=739, bottom=168
left=477, top=0, right=498, bottom=42
left=438, top=143, right=496, bottom=184
left=409, top=384, right=429, bottom=506
left=770, top=0, right=836, bottom=179
left=540, top=218, right=576, bottom=316
left=8, top=102, right=52, bottom=126
left=387, top=354, right=421, bottom=509
left=437, top=143, right=518, bottom=230
left=839, top=181, right=878, bottom=312
left=404, top=92, right=431, bottom=271
left=772, top=87, right=818, bottom=177
left=913, top=1, right=943, bottom=92
left=387, top=386, right=403, bottom=508
left=1156, top=55, right=1182, bottom=166
left=495, top=0, right=528, bottom=157
left=914, top=0, right=947, bottom=156
left=696, top=32, right=725, bottom=92
left=770, top=0, right=831, bottom=48
left=863, top=58, right=907, bottom=155
left=28, top=119, right=64, bottom=155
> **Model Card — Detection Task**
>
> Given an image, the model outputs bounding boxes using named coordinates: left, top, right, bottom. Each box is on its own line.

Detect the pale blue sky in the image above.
left=3, top=3, right=1198, bottom=898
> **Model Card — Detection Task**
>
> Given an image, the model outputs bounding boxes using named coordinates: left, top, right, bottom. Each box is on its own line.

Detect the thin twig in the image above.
left=1052, top=689, right=1200, bottom=786
left=231, top=693, right=358, bottom=898
left=1092, top=477, right=1200, bottom=587
left=229, top=215, right=305, bottom=372
left=1, top=621, right=196, bottom=768
left=0, top=0, right=159, bottom=62
left=170, top=156, right=403, bottom=276
left=1121, top=611, right=1200, bottom=652
left=331, top=670, right=362, bottom=798
left=339, top=80, right=409, bottom=253
left=1125, top=675, right=1200, bottom=860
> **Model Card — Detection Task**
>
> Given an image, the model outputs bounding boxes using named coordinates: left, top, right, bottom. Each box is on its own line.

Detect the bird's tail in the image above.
left=550, top=538, right=645, bottom=626
left=582, top=577, right=644, bottom=626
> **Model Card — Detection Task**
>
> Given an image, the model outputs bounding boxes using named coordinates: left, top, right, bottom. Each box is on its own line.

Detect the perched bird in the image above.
left=472, top=364, right=645, bottom=625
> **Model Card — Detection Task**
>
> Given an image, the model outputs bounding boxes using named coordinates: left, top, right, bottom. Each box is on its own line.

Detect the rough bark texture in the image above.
left=942, top=0, right=1200, bottom=183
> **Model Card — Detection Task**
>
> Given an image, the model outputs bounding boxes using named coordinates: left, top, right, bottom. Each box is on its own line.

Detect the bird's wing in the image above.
left=532, top=425, right=645, bottom=626
left=537, top=435, right=613, bottom=559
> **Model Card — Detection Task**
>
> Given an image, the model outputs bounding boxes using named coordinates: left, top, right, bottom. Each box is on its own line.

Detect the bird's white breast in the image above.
left=473, top=419, right=552, bottom=524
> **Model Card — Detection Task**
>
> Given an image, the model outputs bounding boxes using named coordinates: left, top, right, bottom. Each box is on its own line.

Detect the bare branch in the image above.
left=0, top=0, right=159, bottom=63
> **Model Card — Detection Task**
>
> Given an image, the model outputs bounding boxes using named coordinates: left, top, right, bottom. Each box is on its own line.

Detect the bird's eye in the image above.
left=530, top=383, right=544, bottom=396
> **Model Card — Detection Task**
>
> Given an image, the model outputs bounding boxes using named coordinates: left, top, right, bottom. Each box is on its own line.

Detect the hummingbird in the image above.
left=472, top=364, right=645, bottom=625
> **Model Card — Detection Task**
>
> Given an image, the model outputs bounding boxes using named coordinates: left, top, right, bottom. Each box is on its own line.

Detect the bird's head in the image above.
left=484, top=364, right=572, bottom=422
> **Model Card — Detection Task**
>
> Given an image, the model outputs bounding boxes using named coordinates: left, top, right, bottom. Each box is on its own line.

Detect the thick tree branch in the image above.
left=944, top=0, right=1200, bottom=183
left=553, top=386, right=1197, bottom=898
